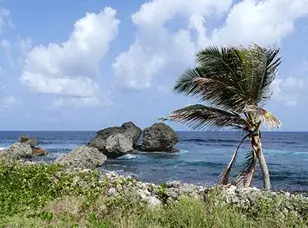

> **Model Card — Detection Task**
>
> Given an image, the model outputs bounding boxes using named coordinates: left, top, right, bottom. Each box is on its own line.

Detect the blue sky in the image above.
left=0, top=0, right=308, bottom=131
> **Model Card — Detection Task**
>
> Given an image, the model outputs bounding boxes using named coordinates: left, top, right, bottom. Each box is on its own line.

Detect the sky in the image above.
left=0, top=0, right=308, bottom=131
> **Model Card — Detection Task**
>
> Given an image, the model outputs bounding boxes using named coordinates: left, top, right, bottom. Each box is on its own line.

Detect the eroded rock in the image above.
left=88, top=122, right=142, bottom=158
left=55, top=145, right=107, bottom=169
left=141, top=123, right=179, bottom=152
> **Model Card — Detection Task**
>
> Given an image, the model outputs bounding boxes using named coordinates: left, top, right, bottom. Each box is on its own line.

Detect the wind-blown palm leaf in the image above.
left=240, top=45, right=281, bottom=105
left=233, top=150, right=257, bottom=187
left=244, top=105, right=282, bottom=129
left=174, top=46, right=257, bottom=112
left=195, top=46, right=245, bottom=92
left=173, top=67, right=246, bottom=113
left=220, top=134, right=250, bottom=185
left=187, top=45, right=281, bottom=109
left=160, top=104, right=248, bottom=130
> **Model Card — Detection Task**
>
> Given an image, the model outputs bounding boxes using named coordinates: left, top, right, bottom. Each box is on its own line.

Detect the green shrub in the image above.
left=0, top=162, right=104, bottom=217
left=0, top=162, right=307, bottom=228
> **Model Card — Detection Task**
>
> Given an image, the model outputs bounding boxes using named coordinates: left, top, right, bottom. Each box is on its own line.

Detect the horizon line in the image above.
left=0, top=130, right=307, bottom=133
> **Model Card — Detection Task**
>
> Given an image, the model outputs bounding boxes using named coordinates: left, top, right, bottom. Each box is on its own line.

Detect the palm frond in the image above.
left=174, top=45, right=281, bottom=113
left=220, top=134, right=250, bottom=185
left=243, top=44, right=281, bottom=105
left=233, top=150, right=257, bottom=188
left=174, top=48, right=246, bottom=112
left=161, top=104, right=248, bottom=130
left=244, top=105, right=282, bottom=129
left=194, top=46, right=249, bottom=111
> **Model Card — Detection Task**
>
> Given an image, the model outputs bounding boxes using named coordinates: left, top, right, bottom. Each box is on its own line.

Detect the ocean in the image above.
left=0, top=131, right=307, bottom=191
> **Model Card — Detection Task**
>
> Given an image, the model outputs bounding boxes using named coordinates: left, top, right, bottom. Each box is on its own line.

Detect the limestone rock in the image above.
left=0, top=142, right=33, bottom=160
left=88, top=121, right=142, bottom=158
left=55, top=145, right=107, bottom=169
left=105, top=133, right=134, bottom=158
left=141, top=123, right=179, bottom=152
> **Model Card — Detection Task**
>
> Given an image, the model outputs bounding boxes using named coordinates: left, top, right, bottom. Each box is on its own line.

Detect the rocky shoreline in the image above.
left=9, top=161, right=308, bottom=218
left=1, top=122, right=308, bottom=220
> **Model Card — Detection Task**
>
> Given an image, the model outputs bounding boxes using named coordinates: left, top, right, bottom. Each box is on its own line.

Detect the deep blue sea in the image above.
left=0, top=131, right=307, bottom=191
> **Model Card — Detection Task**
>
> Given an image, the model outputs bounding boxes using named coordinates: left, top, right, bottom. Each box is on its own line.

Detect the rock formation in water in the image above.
left=88, top=121, right=142, bottom=158
left=141, top=123, right=179, bottom=152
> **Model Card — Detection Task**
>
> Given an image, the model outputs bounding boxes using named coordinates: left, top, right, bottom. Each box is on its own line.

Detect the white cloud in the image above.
left=0, top=7, right=12, bottom=31
left=0, top=37, right=33, bottom=68
left=272, top=76, right=307, bottom=106
left=52, top=90, right=113, bottom=108
left=0, top=38, right=10, bottom=49
left=0, top=96, right=19, bottom=108
left=21, top=7, right=120, bottom=102
left=53, top=97, right=101, bottom=108
left=212, top=0, right=308, bottom=45
left=113, top=0, right=308, bottom=90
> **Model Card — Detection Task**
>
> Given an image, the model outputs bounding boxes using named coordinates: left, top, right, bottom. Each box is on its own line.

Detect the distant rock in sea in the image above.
left=105, top=133, right=134, bottom=158
left=0, top=136, right=48, bottom=160
left=0, top=142, right=33, bottom=160
left=19, top=135, right=40, bottom=147
left=141, top=123, right=179, bottom=152
left=89, top=122, right=179, bottom=157
left=88, top=121, right=142, bottom=158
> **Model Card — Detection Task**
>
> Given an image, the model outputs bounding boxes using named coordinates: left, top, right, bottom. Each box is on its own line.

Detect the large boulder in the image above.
left=105, top=133, right=134, bottom=158
left=88, top=121, right=142, bottom=158
left=54, top=145, right=107, bottom=169
left=121, top=122, right=142, bottom=148
left=0, top=142, right=33, bottom=160
left=19, top=135, right=40, bottom=147
left=141, top=123, right=179, bottom=152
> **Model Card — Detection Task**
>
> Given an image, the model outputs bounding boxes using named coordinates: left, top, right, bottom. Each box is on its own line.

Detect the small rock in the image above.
left=108, top=187, right=117, bottom=197
left=32, top=147, right=48, bottom=156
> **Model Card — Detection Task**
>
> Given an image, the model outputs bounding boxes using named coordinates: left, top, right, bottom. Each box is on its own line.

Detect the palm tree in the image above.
left=161, top=45, right=282, bottom=191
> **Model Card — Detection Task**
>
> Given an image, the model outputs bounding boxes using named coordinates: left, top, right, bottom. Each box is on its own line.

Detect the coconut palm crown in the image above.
left=161, top=44, right=282, bottom=191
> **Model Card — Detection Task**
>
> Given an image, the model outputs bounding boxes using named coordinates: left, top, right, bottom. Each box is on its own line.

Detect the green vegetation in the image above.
left=163, top=45, right=282, bottom=191
left=0, top=162, right=307, bottom=227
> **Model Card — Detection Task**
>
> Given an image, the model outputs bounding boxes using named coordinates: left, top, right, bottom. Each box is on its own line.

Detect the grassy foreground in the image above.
left=0, top=162, right=307, bottom=228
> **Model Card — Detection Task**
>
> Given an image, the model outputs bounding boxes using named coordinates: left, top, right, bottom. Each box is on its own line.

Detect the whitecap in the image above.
left=121, top=154, right=138, bottom=159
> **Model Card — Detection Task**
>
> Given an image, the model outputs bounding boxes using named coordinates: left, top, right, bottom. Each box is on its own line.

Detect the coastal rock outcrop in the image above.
left=88, top=121, right=141, bottom=158
left=0, top=142, right=33, bottom=160
left=54, top=145, right=107, bottom=169
left=121, top=122, right=142, bottom=148
left=141, top=123, right=179, bottom=152
left=19, top=135, right=40, bottom=147
left=105, top=133, right=134, bottom=157
left=0, top=139, right=48, bottom=160
left=70, top=169, right=308, bottom=217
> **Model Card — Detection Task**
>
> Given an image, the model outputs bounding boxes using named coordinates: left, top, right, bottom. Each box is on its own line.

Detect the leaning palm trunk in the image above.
left=234, top=132, right=271, bottom=190
left=220, top=134, right=249, bottom=185
left=233, top=148, right=257, bottom=188
left=253, top=133, right=271, bottom=191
